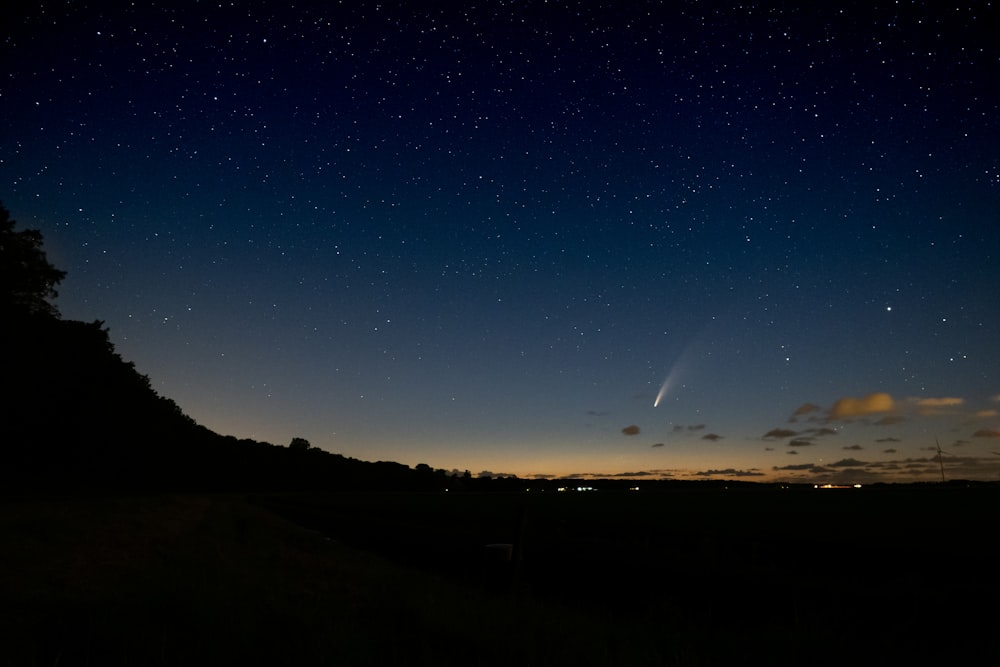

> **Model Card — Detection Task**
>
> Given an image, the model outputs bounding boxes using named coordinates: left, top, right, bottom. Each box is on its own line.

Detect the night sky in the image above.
left=3, top=1, right=999, bottom=483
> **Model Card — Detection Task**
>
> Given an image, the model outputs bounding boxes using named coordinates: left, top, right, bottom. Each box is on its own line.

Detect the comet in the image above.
left=653, top=372, right=672, bottom=407
left=652, top=330, right=703, bottom=407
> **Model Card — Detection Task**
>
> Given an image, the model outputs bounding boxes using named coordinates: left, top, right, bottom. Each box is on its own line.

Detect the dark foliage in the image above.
left=0, top=203, right=66, bottom=318
left=4, top=315, right=203, bottom=489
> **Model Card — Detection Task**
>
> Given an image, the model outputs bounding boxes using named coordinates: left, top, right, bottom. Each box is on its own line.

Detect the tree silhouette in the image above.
left=289, top=437, right=312, bottom=451
left=0, top=203, right=66, bottom=318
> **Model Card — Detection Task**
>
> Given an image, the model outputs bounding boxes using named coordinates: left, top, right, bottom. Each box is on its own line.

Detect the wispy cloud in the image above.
left=621, top=424, right=640, bottom=436
left=672, top=423, right=707, bottom=433
left=696, top=468, right=765, bottom=478
left=789, top=403, right=822, bottom=422
left=914, top=397, right=964, bottom=408
left=773, top=463, right=822, bottom=472
left=702, top=433, right=723, bottom=441
left=828, top=458, right=867, bottom=467
left=912, top=396, right=965, bottom=415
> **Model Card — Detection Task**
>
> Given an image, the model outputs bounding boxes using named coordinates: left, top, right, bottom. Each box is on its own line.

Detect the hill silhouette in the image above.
left=0, top=202, right=465, bottom=494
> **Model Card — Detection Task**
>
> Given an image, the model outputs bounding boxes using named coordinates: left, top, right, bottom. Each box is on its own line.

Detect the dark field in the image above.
left=259, top=485, right=1000, bottom=664
left=2, top=486, right=996, bottom=665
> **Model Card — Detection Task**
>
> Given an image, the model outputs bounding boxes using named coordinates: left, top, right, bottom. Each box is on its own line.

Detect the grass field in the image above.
left=2, top=486, right=996, bottom=665
left=0, top=493, right=682, bottom=666
left=256, top=485, right=1000, bottom=664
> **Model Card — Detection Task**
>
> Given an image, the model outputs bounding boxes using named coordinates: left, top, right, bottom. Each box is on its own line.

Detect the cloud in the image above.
left=763, top=428, right=798, bottom=439
left=973, top=429, right=1000, bottom=438
left=829, top=393, right=894, bottom=419
left=805, top=427, right=839, bottom=437
left=773, top=463, right=818, bottom=471
left=914, top=396, right=965, bottom=415
left=789, top=403, right=822, bottom=421
left=651, top=442, right=665, bottom=448
left=883, top=448, right=898, bottom=453
left=586, top=409, right=609, bottom=416
left=669, top=424, right=710, bottom=434
left=975, top=409, right=998, bottom=418
left=875, top=437, right=901, bottom=443
left=702, top=433, right=723, bottom=441
left=621, top=424, right=640, bottom=436
left=670, top=424, right=706, bottom=432
left=695, top=469, right=765, bottom=478
left=843, top=444, right=864, bottom=451
left=788, top=438, right=816, bottom=447
left=767, top=450, right=1000, bottom=483
left=828, top=458, right=867, bottom=467
left=915, top=397, right=964, bottom=408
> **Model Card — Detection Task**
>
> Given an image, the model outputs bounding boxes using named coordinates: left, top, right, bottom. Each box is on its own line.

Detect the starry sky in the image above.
left=3, top=1, right=999, bottom=483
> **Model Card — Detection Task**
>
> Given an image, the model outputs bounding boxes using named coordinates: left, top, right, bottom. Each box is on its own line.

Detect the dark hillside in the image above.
left=0, top=202, right=443, bottom=494
left=0, top=314, right=446, bottom=493
left=2, top=315, right=217, bottom=491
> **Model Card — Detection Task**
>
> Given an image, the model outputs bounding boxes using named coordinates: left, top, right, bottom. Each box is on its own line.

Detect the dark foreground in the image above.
left=259, top=485, right=1000, bottom=665
left=2, top=486, right=996, bottom=665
